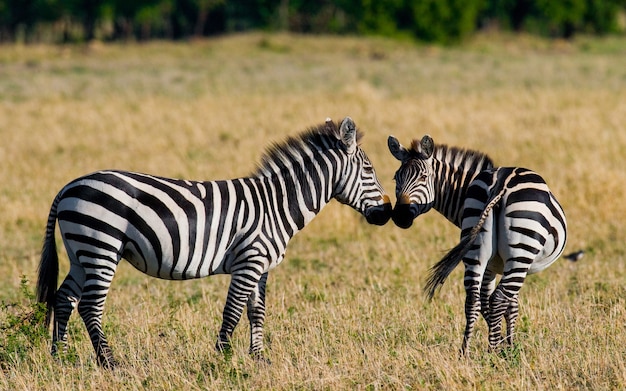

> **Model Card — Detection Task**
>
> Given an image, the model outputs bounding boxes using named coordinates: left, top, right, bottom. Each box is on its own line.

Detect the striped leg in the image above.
left=247, top=272, right=269, bottom=362
left=77, top=261, right=117, bottom=368
left=487, top=269, right=527, bottom=351
left=479, top=268, right=497, bottom=326
left=216, top=270, right=262, bottom=354
left=460, top=214, right=497, bottom=356
left=53, top=263, right=85, bottom=358
left=505, top=295, right=520, bottom=345
left=461, top=270, right=481, bottom=356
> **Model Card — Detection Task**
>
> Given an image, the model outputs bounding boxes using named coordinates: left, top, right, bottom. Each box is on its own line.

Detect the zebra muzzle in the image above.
left=364, top=196, right=392, bottom=226
left=391, top=203, right=419, bottom=229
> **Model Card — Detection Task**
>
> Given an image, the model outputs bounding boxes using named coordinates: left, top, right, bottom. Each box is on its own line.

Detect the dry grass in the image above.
left=0, top=32, right=625, bottom=390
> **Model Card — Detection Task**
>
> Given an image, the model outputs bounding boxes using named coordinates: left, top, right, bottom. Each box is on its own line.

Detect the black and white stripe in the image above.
left=388, top=135, right=567, bottom=354
left=37, top=117, right=391, bottom=367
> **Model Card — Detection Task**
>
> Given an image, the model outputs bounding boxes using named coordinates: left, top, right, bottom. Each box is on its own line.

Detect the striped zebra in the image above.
left=387, top=135, right=567, bottom=355
left=36, top=117, right=392, bottom=367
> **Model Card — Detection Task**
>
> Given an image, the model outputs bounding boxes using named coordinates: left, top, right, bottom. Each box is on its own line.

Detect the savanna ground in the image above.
left=0, top=33, right=625, bottom=390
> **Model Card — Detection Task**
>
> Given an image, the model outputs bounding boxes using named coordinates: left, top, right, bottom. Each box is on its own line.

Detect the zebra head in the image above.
left=333, top=117, right=391, bottom=226
left=387, top=135, right=435, bottom=229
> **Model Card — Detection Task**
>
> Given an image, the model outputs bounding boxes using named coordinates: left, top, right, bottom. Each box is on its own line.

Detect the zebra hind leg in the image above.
left=479, top=269, right=497, bottom=328
left=504, top=296, right=520, bottom=345
left=460, top=270, right=481, bottom=357
left=458, top=211, right=497, bottom=356
left=486, top=287, right=508, bottom=351
left=487, top=269, right=527, bottom=352
left=52, top=265, right=85, bottom=359
left=460, top=246, right=495, bottom=356
left=246, top=272, right=270, bottom=363
left=76, top=263, right=118, bottom=368
left=78, top=299, right=116, bottom=368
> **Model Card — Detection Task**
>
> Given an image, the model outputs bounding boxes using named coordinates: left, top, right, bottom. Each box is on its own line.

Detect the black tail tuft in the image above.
left=424, top=235, right=473, bottom=301
left=424, top=186, right=506, bottom=301
left=36, top=194, right=61, bottom=328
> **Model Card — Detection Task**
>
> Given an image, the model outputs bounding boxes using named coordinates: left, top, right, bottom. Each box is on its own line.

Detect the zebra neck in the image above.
left=432, top=160, right=487, bottom=228
left=261, top=164, right=334, bottom=232
left=432, top=177, right=462, bottom=227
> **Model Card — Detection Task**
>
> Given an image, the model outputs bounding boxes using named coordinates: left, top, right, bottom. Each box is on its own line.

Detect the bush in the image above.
left=0, top=277, right=49, bottom=368
left=0, top=0, right=624, bottom=42
left=482, top=0, right=626, bottom=38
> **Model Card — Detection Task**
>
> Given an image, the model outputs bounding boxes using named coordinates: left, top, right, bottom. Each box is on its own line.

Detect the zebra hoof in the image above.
left=215, top=340, right=232, bottom=352
left=250, top=351, right=271, bottom=365
left=97, top=355, right=117, bottom=370
left=95, top=344, right=117, bottom=369
left=215, top=339, right=235, bottom=362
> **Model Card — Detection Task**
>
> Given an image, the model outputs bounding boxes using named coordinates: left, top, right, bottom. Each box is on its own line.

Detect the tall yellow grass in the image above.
left=0, top=33, right=625, bottom=389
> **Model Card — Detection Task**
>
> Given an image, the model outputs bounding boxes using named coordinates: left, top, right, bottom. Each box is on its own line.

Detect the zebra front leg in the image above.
left=247, top=272, right=269, bottom=363
left=216, top=271, right=261, bottom=355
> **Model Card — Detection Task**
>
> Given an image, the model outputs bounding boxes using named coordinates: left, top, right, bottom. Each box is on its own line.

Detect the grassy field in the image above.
left=0, top=32, right=625, bottom=390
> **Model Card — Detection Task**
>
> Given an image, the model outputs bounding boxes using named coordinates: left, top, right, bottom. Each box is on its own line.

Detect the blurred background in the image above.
left=1, top=0, right=626, bottom=44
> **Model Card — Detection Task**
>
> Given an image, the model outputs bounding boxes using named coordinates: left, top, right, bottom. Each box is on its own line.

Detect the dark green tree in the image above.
left=410, top=0, right=484, bottom=43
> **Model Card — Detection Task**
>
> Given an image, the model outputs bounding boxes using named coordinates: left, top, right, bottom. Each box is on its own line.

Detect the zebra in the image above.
left=36, top=117, right=392, bottom=368
left=387, top=134, right=567, bottom=355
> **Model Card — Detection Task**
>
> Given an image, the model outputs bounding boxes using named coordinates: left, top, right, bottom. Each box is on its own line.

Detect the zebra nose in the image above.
left=392, top=202, right=418, bottom=229
left=365, top=195, right=392, bottom=226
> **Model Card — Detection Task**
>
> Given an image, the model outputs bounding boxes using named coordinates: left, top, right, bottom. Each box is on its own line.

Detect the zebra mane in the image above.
left=254, top=120, right=364, bottom=177
left=409, top=140, right=495, bottom=171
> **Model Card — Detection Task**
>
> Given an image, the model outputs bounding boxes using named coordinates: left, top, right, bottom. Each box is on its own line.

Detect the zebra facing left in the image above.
left=387, top=134, right=567, bottom=355
left=37, top=117, right=392, bottom=367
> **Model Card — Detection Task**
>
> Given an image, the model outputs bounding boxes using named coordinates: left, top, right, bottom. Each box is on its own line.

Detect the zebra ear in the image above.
left=388, top=136, right=410, bottom=161
left=419, top=135, right=434, bottom=158
left=324, top=117, right=337, bottom=132
left=339, top=116, right=357, bottom=154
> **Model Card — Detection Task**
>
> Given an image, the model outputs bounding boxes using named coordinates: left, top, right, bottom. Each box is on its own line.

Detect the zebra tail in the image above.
left=424, top=186, right=507, bottom=301
left=37, top=193, right=61, bottom=328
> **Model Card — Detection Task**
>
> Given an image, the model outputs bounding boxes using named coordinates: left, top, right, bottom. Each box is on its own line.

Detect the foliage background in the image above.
left=1, top=0, right=626, bottom=43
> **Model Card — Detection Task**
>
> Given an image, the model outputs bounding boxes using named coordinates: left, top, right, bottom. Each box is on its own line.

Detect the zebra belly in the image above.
left=57, top=198, right=229, bottom=280
left=119, top=231, right=240, bottom=280
left=121, top=245, right=230, bottom=279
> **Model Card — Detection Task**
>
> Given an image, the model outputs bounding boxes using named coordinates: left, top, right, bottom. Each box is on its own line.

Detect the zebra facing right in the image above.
left=387, top=135, right=567, bottom=355
left=37, top=117, right=391, bottom=368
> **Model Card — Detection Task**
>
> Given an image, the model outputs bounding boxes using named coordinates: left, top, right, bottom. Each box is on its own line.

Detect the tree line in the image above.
left=2, top=0, right=626, bottom=44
